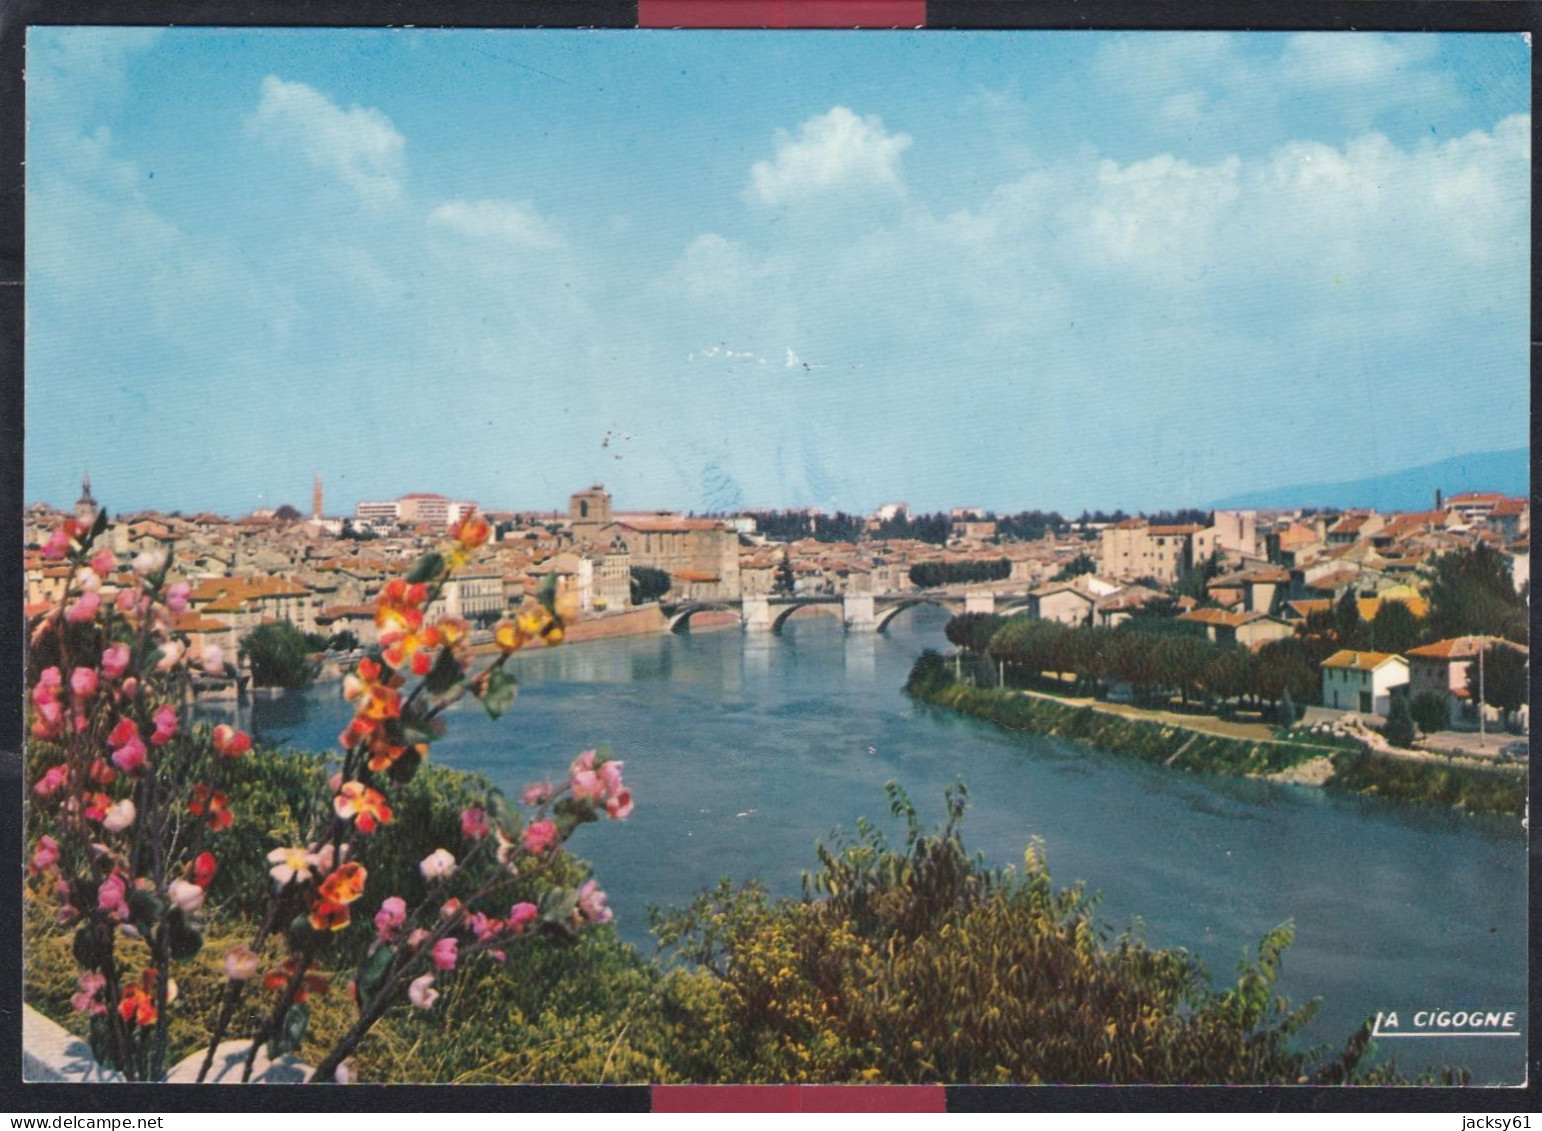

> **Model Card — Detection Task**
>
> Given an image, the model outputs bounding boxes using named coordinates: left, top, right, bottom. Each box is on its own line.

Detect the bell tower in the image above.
left=313, top=474, right=324, bottom=520
left=74, top=472, right=98, bottom=527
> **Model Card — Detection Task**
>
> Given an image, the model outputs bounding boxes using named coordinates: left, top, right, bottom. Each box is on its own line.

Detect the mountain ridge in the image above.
left=1211, top=447, right=1530, bottom=512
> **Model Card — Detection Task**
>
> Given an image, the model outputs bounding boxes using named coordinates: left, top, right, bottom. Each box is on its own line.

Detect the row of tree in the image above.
left=908, top=558, right=1012, bottom=589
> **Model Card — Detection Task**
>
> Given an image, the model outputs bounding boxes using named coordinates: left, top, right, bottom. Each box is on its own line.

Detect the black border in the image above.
left=2, top=0, right=1536, bottom=1115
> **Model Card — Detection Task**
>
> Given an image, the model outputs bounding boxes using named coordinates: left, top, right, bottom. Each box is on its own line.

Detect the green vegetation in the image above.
left=1410, top=692, right=1451, bottom=736
left=1383, top=695, right=1416, bottom=749
left=907, top=558, right=1012, bottom=588
left=1426, top=543, right=1528, bottom=644
left=241, top=620, right=320, bottom=689
left=944, top=612, right=1004, bottom=655
left=1467, top=644, right=1528, bottom=731
left=906, top=660, right=1525, bottom=816
left=629, top=565, right=673, bottom=604
left=1051, top=553, right=1096, bottom=581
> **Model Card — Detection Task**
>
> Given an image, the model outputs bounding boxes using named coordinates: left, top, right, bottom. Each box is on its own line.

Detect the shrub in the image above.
left=242, top=620, right=320, bottom=689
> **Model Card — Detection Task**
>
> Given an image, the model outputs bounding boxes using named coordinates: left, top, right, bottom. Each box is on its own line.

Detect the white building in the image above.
left=1320, top=650, right=1409, bottom=717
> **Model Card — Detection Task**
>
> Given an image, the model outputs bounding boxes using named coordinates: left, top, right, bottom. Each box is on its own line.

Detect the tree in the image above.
left=1052, top=553, right=1096, bottom=582
left=273, top=504, right=302, bottom=522
left=328, top=629, right=360, bottom=653
left=629, top=566, right=672, bottom=605
left=1383, top=694, right=1416, bottom=749
left=1277, top=687, right=1298, bottom=729
left=242, top=620, right=319, bottom=689
left=1426, top=544, right=1528, bottom=644
left=945, top=612, right=1004, bottom=655
left=1369, top=598, right=1421, bottom=655
left=1410, top=691, right=1449, bottom=736
left=1466, top=644, right=1529, bottom=732
left=774, top=553, right=796, bottom=595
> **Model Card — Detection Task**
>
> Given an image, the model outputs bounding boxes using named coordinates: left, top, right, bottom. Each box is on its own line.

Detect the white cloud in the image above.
left=247, top=76, right=405, bottom=207
left=426, top=199, right=559, bottom=248
left=745, top=106, right=912, bottom=207
left=1280, top=32, right=1440, bottom=87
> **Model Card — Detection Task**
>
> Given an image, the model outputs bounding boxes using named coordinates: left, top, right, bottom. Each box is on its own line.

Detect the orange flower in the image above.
left=376, top=578, right=428, bottom=643
left=264, top=957, right=331, bottom=1000
left=318, top=861, right=368, bottom=905
left=118, top=985, right=156, bottom=1027
left=309, top=898, right=352, bottom=932
left=450, top=512, right=491, bottom=550
left=494, top=621, right=527, bottom=653
left=333, top=781, right=393, bottom=833
left=188, top=784, right=233, bottom=831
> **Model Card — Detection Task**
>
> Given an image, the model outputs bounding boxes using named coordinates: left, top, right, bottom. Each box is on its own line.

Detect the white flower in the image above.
left=419, top=848, right=456, bottom=881
left=154, top=639, right=185, bottom=672
left=75, top=567, right=102, bottom=593
left=267, top=846, right=316, bottom=889
left=408, top=973, right=439, bottom=1010
left=200, top=645, right=224, bottom=675
left=166, top=879, right=205, bottom=914
left=133, top=549, right=168, bottom=577
left=102, top=799, right=136, bottom=833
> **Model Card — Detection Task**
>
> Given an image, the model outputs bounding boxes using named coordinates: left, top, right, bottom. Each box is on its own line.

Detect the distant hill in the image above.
left=1211, top=448, right=1530, bottom=512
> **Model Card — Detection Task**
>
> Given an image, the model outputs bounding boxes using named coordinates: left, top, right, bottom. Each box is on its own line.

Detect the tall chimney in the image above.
left=1435, top=487, right=1443, bottom=511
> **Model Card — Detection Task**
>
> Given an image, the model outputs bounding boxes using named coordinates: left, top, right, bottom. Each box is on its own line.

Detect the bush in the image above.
left=1383, top=695, right=1416, bottom=749
left=1410, top=692, right=1449, bottom=736
left=630, top=566, right=672, bottom=604
left=242, top=620, right=320, bottom=689
left=652, top=783, right=1439, bottom=1084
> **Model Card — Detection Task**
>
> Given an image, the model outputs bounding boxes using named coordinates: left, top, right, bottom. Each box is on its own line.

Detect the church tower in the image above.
left=569, top=485, right=612, bottom=542
left=74, top=472, right=98, bottom=527
left=313, top=474, right=324, bottom=520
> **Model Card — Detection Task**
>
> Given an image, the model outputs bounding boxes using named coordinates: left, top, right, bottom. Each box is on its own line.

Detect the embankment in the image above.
left=910, top=680, right=1526, bottom=817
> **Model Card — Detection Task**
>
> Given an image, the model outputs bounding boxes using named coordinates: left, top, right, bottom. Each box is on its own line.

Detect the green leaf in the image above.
left=552, top=796, right=598, bottom=840
left=423, top=647, right=463, bottom=696
left=72, top=926, right=105, bottom=970
left=166, top=910, right=204, bottom=960
left=126, top=889, right=162, bottom=937
left=88, top=1014, right=117, bottom=1071
left=539, top=887, right=579, bottom=924
left=287, top=914, right=318, bottom=950
left=89, top=506, right=110, bottom=541
left=355, top=944, right=395, bottom=1008
left=535, top=572, right=558, bottom=615
left=480, top=667, right=518, bottom=720
left=406, top=552, right=445, bottom=585
left=386, top=746, right=422, bottom=784
left=268, top=1001, right=310, bottom=1059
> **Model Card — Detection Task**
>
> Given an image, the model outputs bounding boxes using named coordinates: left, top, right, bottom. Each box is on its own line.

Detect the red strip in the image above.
left=639, top=0, right=926, bottom=27
left=799, top=1086, right=948, bottom=1112
left=651, top=1085, right=947, bottom=1112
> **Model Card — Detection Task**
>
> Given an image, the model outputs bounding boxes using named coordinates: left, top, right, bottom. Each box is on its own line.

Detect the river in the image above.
left=205, top=607, right=1528, bottom=1084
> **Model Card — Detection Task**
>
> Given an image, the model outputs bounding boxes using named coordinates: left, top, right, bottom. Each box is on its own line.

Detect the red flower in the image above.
left=212, top=725, right=252, bottom=757
left=189, top=851, right=218, bottom=888
left=308, top=899, right=352, bottom=932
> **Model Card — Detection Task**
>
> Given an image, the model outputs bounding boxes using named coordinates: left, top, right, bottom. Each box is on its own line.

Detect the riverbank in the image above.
left=908, top=677, right=1527, bottom=817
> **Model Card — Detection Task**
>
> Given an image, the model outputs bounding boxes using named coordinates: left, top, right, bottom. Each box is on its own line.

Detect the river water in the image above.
left=209, top=608, right=1528, bottom=1084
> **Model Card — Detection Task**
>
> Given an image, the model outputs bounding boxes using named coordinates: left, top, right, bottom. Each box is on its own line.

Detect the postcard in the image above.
left=16, top=15, right=1530, bottom=1102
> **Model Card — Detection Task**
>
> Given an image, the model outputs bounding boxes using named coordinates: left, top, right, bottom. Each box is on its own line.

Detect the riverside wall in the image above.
left=909, top=679, right=1527, bottom=817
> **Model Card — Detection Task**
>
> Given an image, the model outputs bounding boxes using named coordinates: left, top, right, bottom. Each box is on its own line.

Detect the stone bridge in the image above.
left=664, top=589, right=1032, bottom=634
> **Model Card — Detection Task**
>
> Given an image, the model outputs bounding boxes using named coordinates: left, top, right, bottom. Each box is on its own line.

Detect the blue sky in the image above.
left=25, top=28, right=1530, bottom=517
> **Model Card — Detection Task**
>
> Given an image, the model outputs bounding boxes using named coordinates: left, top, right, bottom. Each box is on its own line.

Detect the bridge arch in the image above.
left=769, top=599, right=844, bottom=634
left=667, top=604, right=743, bottom=634
left=873, top=597, right=964, bottom=633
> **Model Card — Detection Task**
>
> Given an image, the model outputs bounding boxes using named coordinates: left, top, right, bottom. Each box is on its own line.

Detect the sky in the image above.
left=24, top=28, right=1531, bottom=518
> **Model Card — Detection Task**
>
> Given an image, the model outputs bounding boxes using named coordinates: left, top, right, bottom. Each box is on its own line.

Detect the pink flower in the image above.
left=31, top=700, right=64, bottom=741
left=71, top=972, right=108, bottom=1015
left=519, top=780, right=552, bottom=806
left=469, top=912, right=502, bottom=942
left=107, top=716, right=137, bottom=746
left=577, top=879, right=612, bottom=924
left=166, top=581, right=192, bottom=614
left=33, top=764, right=68, bottom=797
left=406, top=928, right=432, bottom=949
left=570, top=769, right=603, bottom=803
left=459, top=807, right=489, bottom=841
left=431, top=937, right=459, bottom=971
left=120, top=677, right=138, bottom=700
left=154, top=639, right=185, bottom=671
left=90, top=549, right=116, bottom=576
left=65, top=592, right=100, bottom=625
left=419, top=848, right=456, bottom=881
left=111, top=731, right=148, bottom=776
left=223, top=945, right=260, bottom=982
left=37, top=667, right=63, bottom=694
left=101, top=644, right=131, bottom=681
left=605, top=788, right=633, bottom=821
left=373, top=896, right=407, bottom=941
left=508, top=902, right=538, bottom=933
left=115, top=590, right=137, bottom=614
left=200, top=645, right=224, bottom=676
left=570, top=749, right=597, bottom=774
left=149, top=705, right=178, bottom=746
left=408, top=973, right=439, bottom=1010
left=69, top=667, right=98, bottom=701
left=97, top=873, right=129, bottom=920
left=30, top=835, right=61, bottom=873
left=521, top=819, right=557, bottom=855
left=598, top=759, right=625, bottom=796
left=439, top=898, right=463, bottom=921
left=102, top=798, right=137, bottom=833
left=42, top=529, right=71, bottom=560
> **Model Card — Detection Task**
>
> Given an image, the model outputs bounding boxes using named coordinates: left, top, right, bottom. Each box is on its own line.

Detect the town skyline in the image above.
left=26, top=29, right=1529, bottom=516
